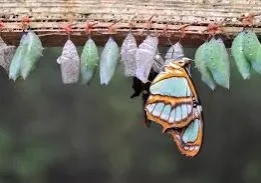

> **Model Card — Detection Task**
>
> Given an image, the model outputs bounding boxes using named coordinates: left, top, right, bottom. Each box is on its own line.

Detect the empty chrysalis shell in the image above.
left=205, top=38, right=230, bottom=89
left=231, top=31, right=250, bottom=79
left=57, top=40, right=80, bottom=84
left=165, top=41, right=184, bottom=65
left=135, top=34, right=158, bottom=83
left=9, top=33, right=28, bottom=81
left=20, top=31, right=44, bottom=80
left=243, top=30, right=261, bottom=74
left=80, top=36, right=99, bottom=85
left=0, top=36, right=15, bottom=73
left=120, top=32, right=137, bottom=77
left=100, top=36, right=119, bottom=85
left=152, top=50, right=165, bottom=73
left=194, top=42, right=216, bottom=90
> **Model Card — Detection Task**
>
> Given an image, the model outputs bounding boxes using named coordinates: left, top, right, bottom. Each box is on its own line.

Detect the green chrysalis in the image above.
left=231, top=31, right=250, bottom=79
left=205, top=38, right=230, bottom=89
left=194, top=42, right=216, bottom=90
left=80, top=36, right=99, bottom=85
left=243, top=30, right=261, bottom=74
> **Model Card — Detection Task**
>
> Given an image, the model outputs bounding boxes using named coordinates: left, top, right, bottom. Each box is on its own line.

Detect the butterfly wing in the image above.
left=167, top=106, right=203, bottom=157
left=145, top=62, right=199, bottom=132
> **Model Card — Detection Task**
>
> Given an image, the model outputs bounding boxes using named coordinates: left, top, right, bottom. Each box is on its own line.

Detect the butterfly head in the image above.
left=172, top=57, right=192, bottom=67
left=167, top=57, right=192, bottom=76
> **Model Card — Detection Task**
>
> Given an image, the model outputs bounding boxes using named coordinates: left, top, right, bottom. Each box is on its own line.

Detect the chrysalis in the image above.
left=0, top=36, right=15, bottom=73
left=194, top=42, right=216, bottom=90
left=217, top=38, right=230, bottom=87
left=152, top=50, right=165, bottom=73
left=205, top=38, right=230, bottom=89
left=243, top=30, right=261, bottom=74
left=231, top=31, right=250, bottom=79
left=9, top=33, right=28, bottom=81
left=120, top=32, right=137, bottom=77
left=57, top=40, right=80, bottom=84
left=100, top=36, right=119, bottom=85
left=165, top=41, right=184, bottom=64
left=20, top=31, right=43, bottom=79
left=80, top=36, right=99, bottom=85
left=135, top=34, right=158, bottom=83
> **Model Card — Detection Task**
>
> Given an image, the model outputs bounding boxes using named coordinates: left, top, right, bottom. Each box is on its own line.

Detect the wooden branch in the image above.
left=1, top=0, right=261, bottom=47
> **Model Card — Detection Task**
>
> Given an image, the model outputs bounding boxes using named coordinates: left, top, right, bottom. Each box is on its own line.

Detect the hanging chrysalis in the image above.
left=100, top=36, right=119, bottom=85
left=9, top=33, right=28, bottom=81
left=120, top=32, right=137, bottom=77
left=231, top=31, right=250, bottom=79
left=20, top=31, right=43, bottom=79
left=135, top=34, right=158, bottom=83
left=57, top=40, right=80, bottom=84
left=80, top=36, right=99, bottom=85
left=243, top=30, right=261, bottom=74
left=152, top=50, right=165, bottom=73
left=165, top=41, right=184, bottom=65
left=205, top=38, right=230, bottom=89
left=194, top=42, right=216, bottom=90
left=0, top=36, right=15, bottom=73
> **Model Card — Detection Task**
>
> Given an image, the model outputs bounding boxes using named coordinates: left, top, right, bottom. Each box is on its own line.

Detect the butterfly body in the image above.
left=144, top=58, right=203, bottom=157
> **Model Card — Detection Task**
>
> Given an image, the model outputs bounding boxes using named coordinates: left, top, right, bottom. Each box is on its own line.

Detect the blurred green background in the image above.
left=0, top=46, right=261, bottom=183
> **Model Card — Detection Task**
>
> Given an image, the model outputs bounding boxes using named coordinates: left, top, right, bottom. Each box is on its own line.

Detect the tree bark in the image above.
left=1, top=0, right=261, bottom=47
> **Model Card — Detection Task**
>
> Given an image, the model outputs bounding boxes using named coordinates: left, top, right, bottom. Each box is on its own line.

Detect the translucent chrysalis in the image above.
left=57, top=40, right=80, bottom=84
left=100, top=36, right=119, bottom=85
left=165, top=41, right=184, bottom=65
left=0, top=36, right=15, bottom=73
left=120, top=32, right=137, bottom=77
left=135, top=34, right=158, bottom=83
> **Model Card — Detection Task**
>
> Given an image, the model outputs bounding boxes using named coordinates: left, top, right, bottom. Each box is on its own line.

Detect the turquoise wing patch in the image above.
left=150, top=77, right=191, bottom=97
left=182, top=119, right=200, bottom=143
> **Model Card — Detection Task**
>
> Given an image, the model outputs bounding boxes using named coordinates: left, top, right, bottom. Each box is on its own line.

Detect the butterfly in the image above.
left=144, top=57, right=203, bottom=157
